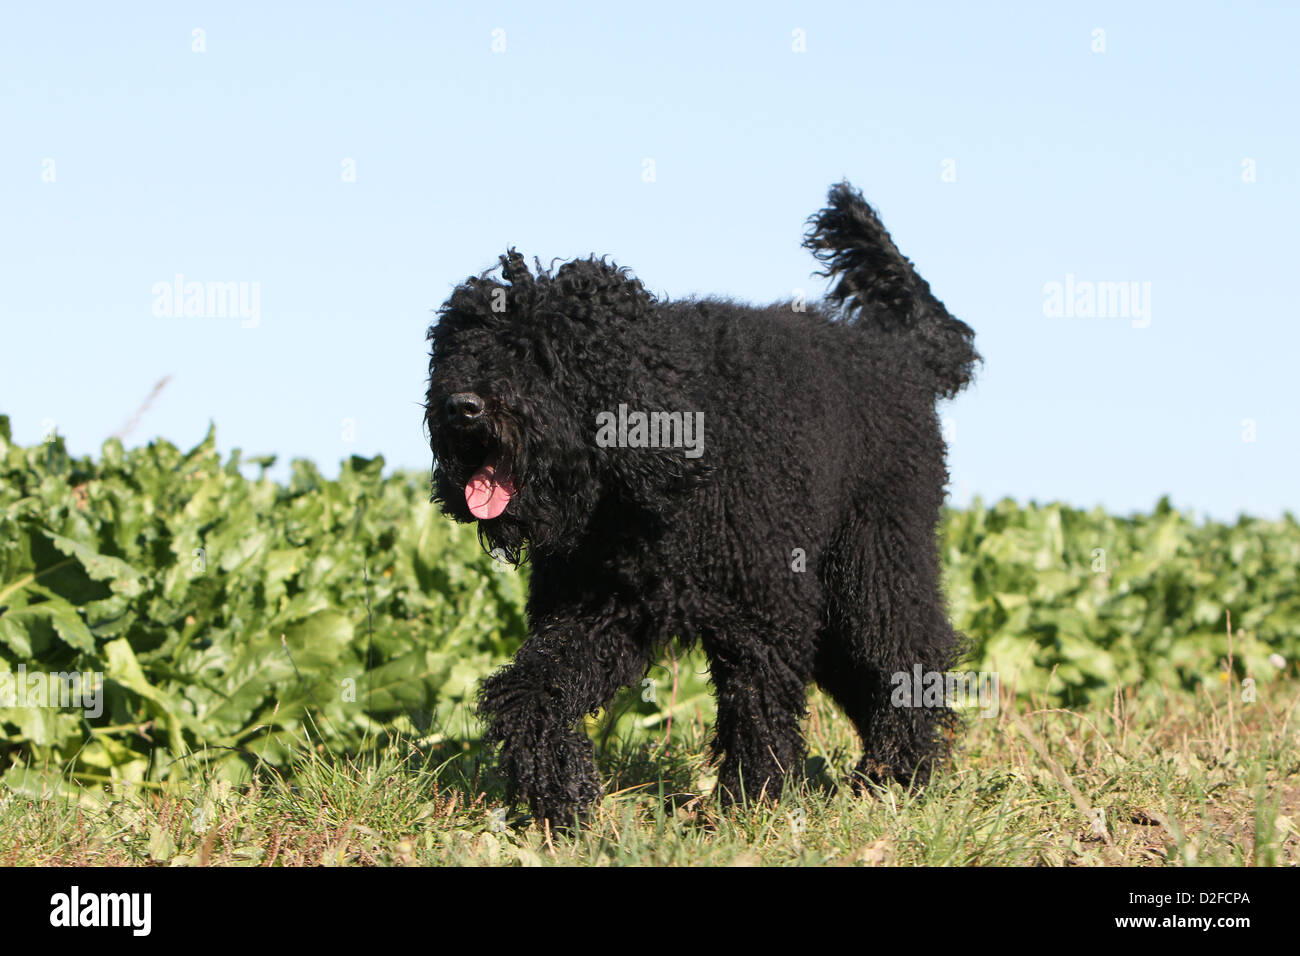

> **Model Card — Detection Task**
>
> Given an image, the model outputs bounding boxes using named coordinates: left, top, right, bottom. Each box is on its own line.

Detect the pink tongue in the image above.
left=465, top=460, right=515, bottom=519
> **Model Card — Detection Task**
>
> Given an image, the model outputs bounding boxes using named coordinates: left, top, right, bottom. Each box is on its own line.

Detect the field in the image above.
left=1, top=417, right=1297, bottom=865
left=3, top=677, right=1298, bottom=866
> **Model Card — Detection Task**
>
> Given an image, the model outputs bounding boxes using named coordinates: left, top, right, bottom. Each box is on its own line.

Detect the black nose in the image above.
left=445, top=392, right=485, bottom=421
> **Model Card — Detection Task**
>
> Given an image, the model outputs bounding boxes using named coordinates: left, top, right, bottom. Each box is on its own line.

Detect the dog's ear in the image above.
left=548, top=257, right=655, bottom=325
left=431, top=248, right=541, bottom=338
left=437, top=253, right=653, bottom=333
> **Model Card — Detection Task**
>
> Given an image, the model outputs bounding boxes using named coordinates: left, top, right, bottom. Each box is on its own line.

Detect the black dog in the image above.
left=425, top=182, right=978, bottom=826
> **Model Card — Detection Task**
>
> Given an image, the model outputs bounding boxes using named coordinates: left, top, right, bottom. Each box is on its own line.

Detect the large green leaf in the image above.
left=42, top=531, right=145, bottom=598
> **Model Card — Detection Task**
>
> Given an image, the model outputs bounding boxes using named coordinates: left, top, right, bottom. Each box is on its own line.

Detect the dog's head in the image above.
left=426, top=250, right=677, bottom=563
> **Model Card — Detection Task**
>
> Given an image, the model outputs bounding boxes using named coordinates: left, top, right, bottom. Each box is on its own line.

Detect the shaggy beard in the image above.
left=430, top=415, right=534, bottom=566
left=429, top=404, right=611, bottom=565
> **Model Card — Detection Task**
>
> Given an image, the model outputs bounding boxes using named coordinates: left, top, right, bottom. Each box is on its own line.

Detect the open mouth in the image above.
left=464, top=455, right=515, bottom=520
left=433, top=398, right=519, bottom=522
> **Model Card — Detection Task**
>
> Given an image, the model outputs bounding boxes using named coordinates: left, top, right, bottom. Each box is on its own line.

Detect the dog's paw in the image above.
left=495, top=722, right=603, bottom=830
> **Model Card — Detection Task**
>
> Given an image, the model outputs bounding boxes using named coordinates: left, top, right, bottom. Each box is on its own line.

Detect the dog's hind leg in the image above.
left=814, top=507, right=964, bottom=791
left=701, top=619, right=813, bottom=807
left=478, top=614, right=654, bottom=828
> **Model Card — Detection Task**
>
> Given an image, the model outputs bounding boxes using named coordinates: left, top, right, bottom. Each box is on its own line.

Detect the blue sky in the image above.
left=2, top=2, right=1296, bottom=519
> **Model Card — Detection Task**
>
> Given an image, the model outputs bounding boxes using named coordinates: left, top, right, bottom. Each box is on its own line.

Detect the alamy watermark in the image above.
left=1043, top=274, right=1151, bottom=328
left=891, top=666, right=999, bottom=718
left=0, top=666, right=103, bottom=718
left=595, top=404, right=704, bottom=459
left=49, top=886, right=150, bottom=936
left=152, top=274, right=260, bottom=328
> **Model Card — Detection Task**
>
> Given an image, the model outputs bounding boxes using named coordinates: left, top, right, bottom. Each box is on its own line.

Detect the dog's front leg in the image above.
left=477, top=617, right=650, bottom=828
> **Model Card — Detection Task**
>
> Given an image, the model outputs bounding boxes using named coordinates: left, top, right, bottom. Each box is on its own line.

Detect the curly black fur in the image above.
left=425, top=181, right=979, bottom=826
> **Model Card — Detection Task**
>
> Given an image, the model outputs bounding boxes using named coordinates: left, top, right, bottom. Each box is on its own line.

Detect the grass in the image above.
left=2, top=674, right=1298, bottom=866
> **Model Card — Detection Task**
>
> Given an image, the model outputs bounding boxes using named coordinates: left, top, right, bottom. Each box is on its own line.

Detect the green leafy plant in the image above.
left=0, top=416, right=527, bottom=789
left=0, top=414, right=1295, bottom=793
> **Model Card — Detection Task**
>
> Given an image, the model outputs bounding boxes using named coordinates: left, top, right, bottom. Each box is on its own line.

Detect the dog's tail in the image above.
left=803, top=181, right=979, bottom=398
